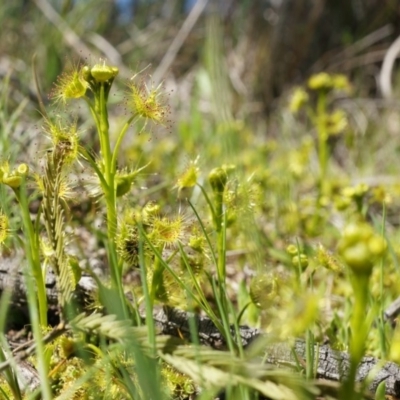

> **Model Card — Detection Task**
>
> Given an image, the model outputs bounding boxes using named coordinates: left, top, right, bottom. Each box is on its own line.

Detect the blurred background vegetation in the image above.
left=2, top=0, right=400, bottom=219
left=3, top=0, right=400, bottom=270
left=2, top=0, right=400, bottom=360
left=2, top=0, right=400, bottom=107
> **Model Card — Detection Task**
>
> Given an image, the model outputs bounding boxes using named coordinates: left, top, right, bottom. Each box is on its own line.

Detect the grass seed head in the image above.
left=44, top=119, right=80, bottom=166
left=0, top=211, right=9, bottom=246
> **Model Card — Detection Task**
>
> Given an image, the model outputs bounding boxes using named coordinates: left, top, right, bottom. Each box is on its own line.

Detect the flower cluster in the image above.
left=338, top=222, right=386, bottom=275
left=0, top=160, right=29, bottom=189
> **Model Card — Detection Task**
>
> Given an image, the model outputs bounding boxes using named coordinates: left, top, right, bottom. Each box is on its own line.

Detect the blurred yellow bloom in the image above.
left=289, top=87, right=309, bottom=113
left=0, top=210, right=9, bottom=246
left=308, top=72, right=333, bottom=91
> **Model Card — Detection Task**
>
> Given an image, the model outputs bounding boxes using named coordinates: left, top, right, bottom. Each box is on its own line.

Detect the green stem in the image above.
left=305, top=329, right=315, bottom=380
left=316, top=91, right=328, bottom=197
left=309, top=92, right=329, bottom=234
left=197, top=183, right=217, bottom=224
left=341, top=272, right=370, bottom=400
left=111, top=115, right=137, bottom=173
left=379, top=203, right=387, bottom=357
left=16, top=181, right=52, bottom=399
left=14, top=186, right=47, bottom=327
left=92, top=83, right=128, bottom=320
left=149, top=252, right=163, bottom=308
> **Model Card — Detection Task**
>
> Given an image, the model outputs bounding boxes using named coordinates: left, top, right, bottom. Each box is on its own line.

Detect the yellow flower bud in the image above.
left=209, top=167, right=228, bottom=194
left=90, top=63, right=119, bottom=83
left=17, top=163, right=29, bottom=176
left=142, top=201, right=161, bottom=225
left=338, top=222, right=386, bottom=275
left=341, top=242, right=372, bottom=272
left=308, top=72, right=333, bottom=91
left=2, top=174, right=21, bottom=189
left=286, top=244, right=298, bottom=255
left=250, top=274, right=277, bottom=309
left=292, top=254, right=309, bottom=270
left=289, top=87, right=309, bottom=113
left=331, top=74, right=351, bottom=92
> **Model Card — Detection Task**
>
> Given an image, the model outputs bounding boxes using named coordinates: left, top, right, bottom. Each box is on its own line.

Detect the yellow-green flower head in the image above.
left=115, top=174, right=132, bottom=198
left=45, top=119, right=79, bottom=165
left=1, top=163, right=30, bottom=189
left=148, top=214, right=185, bottom=248
left=327, top=110, right=348, bottom=135
left=0, top=160, right=10, bottom=183
left=342, top=183, right=368, bottom=200
left=289, top=87, right=309, bottom=113
left=17, top=163, right=29, bottom=176
left=142, top=201, right=161, bottom=225
left=316, top=244, right=342, bottom=272
left=292, top=254, right=309, bottom=270
left=2, top=175, right=20, bottom=189
left=250, top=273, right=278, bottom=309
left=0, top=210, right=9, bottom=246
left=208, top=164, right=235, bottom=195
left=127, top=75, right=169, bottom=124
left=115, top=164, right=148, bottom=197
left=286, top=244, right=299, bottom=255
left=188, top=234, right=206, bottom=253
left=90, top=61, right=119, bottom=83
left=175, top=157, right=200, bottom=192
left=331, top=74, right=351, bottom=92
left=0, top=160, right=25, bottom=189
left=338, top=222, right=386, bottom=275
left=308, top=72, right=333, bottom=91
left=334, top=195, right=352, bottom=211
left=116, top=222, right=140, bottom=268
left=50, top=62, right=88, bottom=104
left=371, top=186, right=392, bottom=205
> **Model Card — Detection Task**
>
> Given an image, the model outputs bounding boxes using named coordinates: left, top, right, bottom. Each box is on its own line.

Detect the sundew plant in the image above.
left=0, top=59, right=298, bottom=400
left=0, top=56, right=397, bottom=400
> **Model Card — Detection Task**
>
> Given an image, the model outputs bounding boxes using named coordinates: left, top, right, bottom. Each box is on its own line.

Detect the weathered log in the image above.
left=1, top=251, right=400, bottom=397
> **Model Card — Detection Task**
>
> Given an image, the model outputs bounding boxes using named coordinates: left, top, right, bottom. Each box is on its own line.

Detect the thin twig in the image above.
left=152, top=0, right=208, bottom=85
left=379, top=34, right=400, bottom=98
left=0, top=322, right=67, bottom=373
left=33, top=0, right=131, bottom=78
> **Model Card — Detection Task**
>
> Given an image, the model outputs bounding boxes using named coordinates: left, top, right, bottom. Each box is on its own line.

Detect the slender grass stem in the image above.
left=341, top=272, right=370, bottom=400
left=18, top=180, right=51, bottom=399
left=111, top=115, right=136, bottom=173
left=15, top=184, right=47, bottom=327
left=379, top=203, right=387, bottom=357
